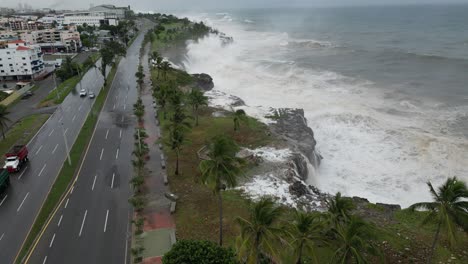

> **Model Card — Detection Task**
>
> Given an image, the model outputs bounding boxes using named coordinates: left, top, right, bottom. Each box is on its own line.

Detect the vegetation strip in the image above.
left=16, top=60, right=119, bottom=263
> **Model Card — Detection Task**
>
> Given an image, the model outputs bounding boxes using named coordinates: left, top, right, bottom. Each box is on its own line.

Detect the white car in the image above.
left=79, top=89, right=87, bottom=97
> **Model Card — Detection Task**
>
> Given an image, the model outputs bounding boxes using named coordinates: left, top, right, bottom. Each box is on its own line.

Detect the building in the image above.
left=63, top=11, right=118, bottom=27
left=37, top=15, right=65, bottom=25
left=0, top=40, right=45, bottom=81
left=8, top=19, right=48, bottom=31
left=89, top=4, right=130, bottom=19
left=20, top=29, right=81, bottom=53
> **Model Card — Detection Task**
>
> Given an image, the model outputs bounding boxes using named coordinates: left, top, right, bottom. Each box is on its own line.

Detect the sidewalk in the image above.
left=139, top=44, right=176, bottom=264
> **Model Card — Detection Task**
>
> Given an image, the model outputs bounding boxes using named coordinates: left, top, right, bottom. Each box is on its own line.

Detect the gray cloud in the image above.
left=2, top=0, right=468, bottom=11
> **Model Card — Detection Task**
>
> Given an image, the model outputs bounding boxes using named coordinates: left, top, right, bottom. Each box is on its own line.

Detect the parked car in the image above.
left=79, top=89, right=87, bottom=97
left=88, top=92, right=95, bottom=99
left=21, top=91, right=33, bottom=99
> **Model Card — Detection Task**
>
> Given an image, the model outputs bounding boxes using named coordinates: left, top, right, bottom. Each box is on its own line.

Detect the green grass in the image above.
left=39, top=76, right=80, bottom=107
left=0, top=114, right=50, bottom=162
left=16, top=61, right=119, bottom=264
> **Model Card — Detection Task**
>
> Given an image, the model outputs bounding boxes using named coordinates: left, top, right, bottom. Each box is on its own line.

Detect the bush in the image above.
left=162, top=240, right=238, bottom=264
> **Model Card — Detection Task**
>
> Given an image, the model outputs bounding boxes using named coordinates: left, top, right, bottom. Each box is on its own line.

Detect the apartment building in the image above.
left=89, top=4, right=131, bottom=19
left=20, top=29, right=81, bottom=53
left=0, top=40, right=45, bottom=80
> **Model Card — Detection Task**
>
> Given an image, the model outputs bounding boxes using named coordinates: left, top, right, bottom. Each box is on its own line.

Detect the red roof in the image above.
left=8, top=40, right=25, bottom=44
left=16, top=46, right=30, bottom=51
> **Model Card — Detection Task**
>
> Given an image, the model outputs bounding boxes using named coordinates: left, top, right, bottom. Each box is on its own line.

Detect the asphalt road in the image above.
left=26, top=24, right=150, bottom=264
left=0, top=55, right=106, bottom=264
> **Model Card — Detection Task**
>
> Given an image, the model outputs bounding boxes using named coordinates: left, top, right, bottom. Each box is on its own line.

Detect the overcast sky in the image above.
left=3, top=0, right=468, bottom=11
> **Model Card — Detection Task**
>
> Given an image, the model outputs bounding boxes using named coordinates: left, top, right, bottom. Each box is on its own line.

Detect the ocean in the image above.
left=177, top=5, right=468, bottom=207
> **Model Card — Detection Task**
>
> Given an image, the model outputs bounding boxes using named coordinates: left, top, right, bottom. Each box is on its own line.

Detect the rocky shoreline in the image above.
left=190, top=72, right=402, bottom=212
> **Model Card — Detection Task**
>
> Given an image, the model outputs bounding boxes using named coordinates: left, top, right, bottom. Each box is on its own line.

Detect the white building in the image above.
left=63, top=11, right=117, bottom=27
left=89, top=4, right=130, bottom=19
left=0, top=40, right=45, bottom=80
left=37, top=15, right=65, bottom=25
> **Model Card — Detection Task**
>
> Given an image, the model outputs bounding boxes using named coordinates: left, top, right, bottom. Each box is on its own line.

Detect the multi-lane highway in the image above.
left=0, top=59, right=105, bottom=263
left=24, top=24, right=149, bottom=264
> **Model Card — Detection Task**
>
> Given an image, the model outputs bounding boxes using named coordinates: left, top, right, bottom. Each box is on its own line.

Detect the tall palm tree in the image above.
left=410, top=177, right=468, bottom=264
left=199, top=135, right=244, bottom=246
left=161, top=61, right=171, bottom=80
left=187, top=89, right=208, bottom=126
left=331, top=216, right=380, bottom=264
left=233, top=109, right=248, bottom=131
left=326, top=192, right=355, bottom=228
left=235, top=197, right=287, bottom=263
left=289, top=211, right=326, bottom=264
left=0, top=105, right=11, bottom=139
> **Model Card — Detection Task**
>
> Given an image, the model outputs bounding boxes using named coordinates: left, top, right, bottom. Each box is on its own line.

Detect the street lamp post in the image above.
left=61, top=121, right=72, bottom=166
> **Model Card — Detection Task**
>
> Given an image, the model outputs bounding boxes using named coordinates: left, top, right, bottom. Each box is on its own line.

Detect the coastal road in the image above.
left=26, top=23, right=150, bottom=264
left=0, top=59, right=105, bottom=263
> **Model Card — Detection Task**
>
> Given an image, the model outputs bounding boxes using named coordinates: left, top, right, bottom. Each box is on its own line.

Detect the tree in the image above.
left=326, top=192, right=355, bottom=228
left=100, top=40, right=126, bottom=85
left=55, top=56, right=79, bottom=81
left=187, top=89, right=208, bottom=126
left=235, top=197, right=287, bottom=263
left=330, top=216, right=380, bottom=264
left=233, top=109, right=248, bottom=131
left=160, top=61, right=171, bottom=80
left=165, top=90, right=191, bottom=175
left=162, top=240, right=238, bottom=264
left=199, top=135, right=244, bottom=246
left=0, top=105, right=11, bottom=139
left=288, top=211, right=326, bottom=264
left=410, top=177, right=468, bottom=264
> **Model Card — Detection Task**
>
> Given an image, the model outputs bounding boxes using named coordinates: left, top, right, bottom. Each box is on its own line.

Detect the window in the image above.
left=22, top=57, right=26, bottom=60
left=6, top=52, right=10, bottom=54
left=10, top=70, right=14, bottom=72
left=0, top=64, right=2, bottom=67
left=9, top=64, right=13, bottom=67
left=23, top=63, right=27, bottom=66
left=0, top=70, right=4, bottom=73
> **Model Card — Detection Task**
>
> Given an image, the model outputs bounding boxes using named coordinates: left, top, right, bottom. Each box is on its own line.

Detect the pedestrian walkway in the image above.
left=138, top=44, right=176, bottom=264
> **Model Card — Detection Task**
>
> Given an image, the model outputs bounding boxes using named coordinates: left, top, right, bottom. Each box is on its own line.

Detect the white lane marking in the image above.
left=111, top=173, right=115, bottom=189
left=72, top=115, right=76, bottom=122
left=79, top=210, right=88, bottom=237
left=38, top=164, right=47, bottom=177
left=64, top=198, right=69, bottom=209
left=17, top=192, right=29, bottom=212
left=35, top=145, right=43, bottom=155
left=64, top=128, right=69, bottom=135
left=119, top=129, right=122, bottom=138
left=58, top=214, right=63, bottom=226
left=48, top=129, right=54, bottom=137
left=18, top=167, right=28, bottom=180
left=103, top=210, right=109, bottom=232
left=100, top=148, right=104, bottom=160
left=52, top=144, right=58, bottom=154
left=78, top=105, right=82, bottom=111
left=123, top=103, right=126, bottom=110
left=115, top=148, right=119, bottom=159
left=0, top=195, right=8, bottom=206
left=92, top=175, right=97, bottom=191
left=113, top=103, right=116, bottom=110
left=0, top=233, right=4, bottom=241
left=105, top=129, right=109, bottom=139
left=70, top=186, right=74, bottom=194
left=121, top=116, right=124, bottom=122
left=42, top=256, right=47, bottom=264
left=49, top=233, right=56, bottom=248
left=58, top=116, right=63, bottom=123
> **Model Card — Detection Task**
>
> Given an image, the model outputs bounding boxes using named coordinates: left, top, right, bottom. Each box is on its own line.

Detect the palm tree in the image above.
left=199, top=135, right=244, bottom=246
left=326, top=192, right=355, bottom=228
left=410, top=177, right=468, bottom=264
left=331, top=216, right=380, bottom=264
left=235, top=197, right=287, bottom=263
left=187, top=89, right=208, bottom=126
left=161, top=61, right=171, bottom=80
left=0, top=105, right=11, bottom=139
left=289, top=211, right=326, bottom=264
left=233, top=109, right=248, bottom=131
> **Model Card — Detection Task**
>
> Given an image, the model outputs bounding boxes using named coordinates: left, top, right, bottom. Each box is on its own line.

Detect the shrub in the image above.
left=162, top=240, right=238, bottom=264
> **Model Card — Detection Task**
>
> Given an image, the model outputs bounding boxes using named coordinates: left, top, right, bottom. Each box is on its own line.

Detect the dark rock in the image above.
left=289, top=181, right=309, bottom=197
left=291, top=153, right=309, bottom=181
left=229, top=95, right=245, bottom=106
left=376, top=203, right=401, bottom=211
left=191, top=73, right=214, bottom=91
left=269, top=108, right=322, bottom=168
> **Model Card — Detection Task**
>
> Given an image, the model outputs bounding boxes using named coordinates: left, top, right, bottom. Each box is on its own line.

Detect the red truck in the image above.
left=4, top=145, right=29, bottom=173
